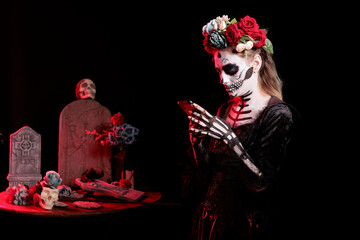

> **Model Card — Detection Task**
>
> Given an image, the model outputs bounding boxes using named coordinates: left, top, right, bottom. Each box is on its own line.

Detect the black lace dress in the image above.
left=189, top=97, right=294, bottom=240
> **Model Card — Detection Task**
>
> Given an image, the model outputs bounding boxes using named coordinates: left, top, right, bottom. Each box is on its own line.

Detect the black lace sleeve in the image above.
left=220, top=102, right=293, bottom=193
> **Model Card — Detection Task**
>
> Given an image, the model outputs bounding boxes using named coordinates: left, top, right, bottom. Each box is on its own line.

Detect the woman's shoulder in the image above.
left=260, top=96, right=293, bottom=123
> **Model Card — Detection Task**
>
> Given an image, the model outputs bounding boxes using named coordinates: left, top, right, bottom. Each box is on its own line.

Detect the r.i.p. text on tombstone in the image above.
left=7, top=126, right=42, bottom=189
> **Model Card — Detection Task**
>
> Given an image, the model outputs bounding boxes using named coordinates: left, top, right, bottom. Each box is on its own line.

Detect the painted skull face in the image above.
left=76, top=79, right=96, bottom=100
left=213, top=48, right=255, bottom=97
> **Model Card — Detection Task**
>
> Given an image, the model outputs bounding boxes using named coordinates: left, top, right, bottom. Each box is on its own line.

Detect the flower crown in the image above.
left=202, top=15, right=273, bottom=54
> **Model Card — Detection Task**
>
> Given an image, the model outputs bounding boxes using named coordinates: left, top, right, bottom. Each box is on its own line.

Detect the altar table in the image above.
left=0, top=191, right=161, bottom=217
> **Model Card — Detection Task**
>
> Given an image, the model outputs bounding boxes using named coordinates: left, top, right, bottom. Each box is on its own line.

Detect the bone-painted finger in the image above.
left=193, top=103, right=213, bottom=118
left=190, top=128, right=221, bottom=139
left=189, top=127, right=207, bottom=136
left=188, top=116, right=207, bottom=128
left=188, top=116, right=199, bottom=124
left=189, top=128, right=203, bottom=136
left=192, top=103, right=213, bottom=118
left=209, top=127, right=223, bottom=136
left=192, top=111, right=210, bottom=123
left=215, top=116, right=229, bottom=130
left=213, top=120, right=228, bottom=134
left=206, top=132, right=221, bottom=139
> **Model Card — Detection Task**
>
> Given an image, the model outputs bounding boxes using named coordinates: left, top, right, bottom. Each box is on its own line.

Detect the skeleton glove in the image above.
left=189, top=103, right=262, bottom=177
left=189, top=103, right=239, bottom=145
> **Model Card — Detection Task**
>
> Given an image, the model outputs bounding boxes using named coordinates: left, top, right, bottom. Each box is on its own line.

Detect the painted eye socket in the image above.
left=222, top=64, right=239, bottom=76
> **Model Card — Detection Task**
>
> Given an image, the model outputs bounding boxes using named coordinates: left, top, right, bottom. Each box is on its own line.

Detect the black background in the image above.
left=0, top=0, right=347, bottom=238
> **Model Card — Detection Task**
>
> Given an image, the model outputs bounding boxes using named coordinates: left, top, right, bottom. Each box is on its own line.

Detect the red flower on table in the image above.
left=119, top=179, right=132, bottom=188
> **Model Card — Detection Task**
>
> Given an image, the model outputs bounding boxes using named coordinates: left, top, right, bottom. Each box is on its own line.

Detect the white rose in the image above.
left=202, top=25, right=208, bottom=36
left=219, top=21, right=226, bottom=30
left=245, top=41, right=254, bottom=50
left=236, top=43, right=246, bottom=52
left=222, top=15, right=229, bottom=22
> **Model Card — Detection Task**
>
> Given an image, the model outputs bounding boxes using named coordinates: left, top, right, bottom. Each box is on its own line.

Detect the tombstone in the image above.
left=7, top=126, right=42, bottom=188
left=58, top=97, right=113, bottom=187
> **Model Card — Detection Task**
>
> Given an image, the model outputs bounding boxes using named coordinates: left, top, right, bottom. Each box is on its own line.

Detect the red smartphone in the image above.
left=177, top=100, right=195, bottom=116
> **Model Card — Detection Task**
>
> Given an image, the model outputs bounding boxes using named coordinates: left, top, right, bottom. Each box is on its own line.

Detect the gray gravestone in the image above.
left=7, top=126, right=42, bottom=188
left=58, top=99, right=112, bottom=186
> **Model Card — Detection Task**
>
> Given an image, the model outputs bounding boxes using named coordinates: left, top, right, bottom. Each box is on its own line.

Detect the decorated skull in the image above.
left=75, top=78, right=96, bottom=100
left=39, top=187, right=59, bottom=210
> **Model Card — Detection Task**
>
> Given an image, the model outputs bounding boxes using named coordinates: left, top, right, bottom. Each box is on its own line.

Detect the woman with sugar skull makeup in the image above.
left=184, top=15, right=294, bottom=239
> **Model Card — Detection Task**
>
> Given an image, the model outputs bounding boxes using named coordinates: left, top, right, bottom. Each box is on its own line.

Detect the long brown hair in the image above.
left=242, top=48, right=283, bottom=100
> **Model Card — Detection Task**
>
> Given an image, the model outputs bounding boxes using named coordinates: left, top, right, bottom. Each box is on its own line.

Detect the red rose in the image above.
left=250, top=29, right=266, bottom=48
left=119, top=179, right=132, bottom=189
left=111, top=113, right=125, bottom=126
left=203, top=35, right=216, bottom=54
left=239, top=15, right=260, bottom=34
left=6, top=187, right=15, bottom=204
left=32, top=193, right=41, bottom=207
left=225, top=23, right=244, bottom=46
